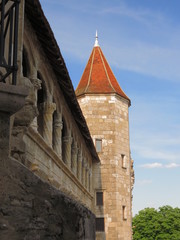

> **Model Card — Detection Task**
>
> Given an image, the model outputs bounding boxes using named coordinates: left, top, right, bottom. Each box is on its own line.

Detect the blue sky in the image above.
left=39, top=0, right=180, bottom=215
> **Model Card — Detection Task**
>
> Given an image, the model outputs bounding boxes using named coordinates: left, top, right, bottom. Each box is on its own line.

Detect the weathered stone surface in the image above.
left=0, top=83, right=28, bottom=115
left=0, top=84, right=28, bottom=163
left=78, top=94, right=133, bottom=240
left=0, top=158, right=95, bottom=240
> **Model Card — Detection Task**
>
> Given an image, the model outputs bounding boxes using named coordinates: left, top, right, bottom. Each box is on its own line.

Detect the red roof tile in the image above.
left=76, top=46, right=130, bottom=104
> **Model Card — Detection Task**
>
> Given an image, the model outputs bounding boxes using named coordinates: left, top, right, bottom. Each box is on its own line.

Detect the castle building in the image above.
left=9, top=0, right=100, bottom=211
left=76, top=33, right=134, bottom=240
left=0, top=1, right=134, bottom=239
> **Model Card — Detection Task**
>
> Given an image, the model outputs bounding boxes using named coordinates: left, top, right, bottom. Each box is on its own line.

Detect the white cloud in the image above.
left=99, top=3, right=164, bottom=27
left=165, top=163, right=180, bottom=169
left=106, top=42, right=180, bottom=82
left=136, top=179, right=152, bottom=186
left=40, top=0, right=180, bottom=83
left=140, top=162, right=180, bottom=169
left=133, top=144, right=180, bottom=163
left=130, top=103, right=180, bottom=164
left=140, top=162, right=163, bottom=169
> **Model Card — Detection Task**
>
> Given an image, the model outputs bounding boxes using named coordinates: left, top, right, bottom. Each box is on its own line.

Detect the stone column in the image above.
left=82, top=159, right=87, bottom=187
left=71, top=141, right=78, bottom=175
left=89, top=169, right=92, bottom=192
left=77, top=149, right=82, bottom=182
left=62, top=135, right=72, bottom=169
left=53, top=112, right=63, bottom=158
left=30, top=77, right=41, bottom=131
left=0, top=83, right=28, bottom=164
left=86, top=166, right=89, bottom=190
left=41, top=102, right=56, bottom=146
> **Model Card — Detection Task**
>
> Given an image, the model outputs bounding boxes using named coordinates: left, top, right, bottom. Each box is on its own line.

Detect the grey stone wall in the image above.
left=0, top=158, right=95, bottom=240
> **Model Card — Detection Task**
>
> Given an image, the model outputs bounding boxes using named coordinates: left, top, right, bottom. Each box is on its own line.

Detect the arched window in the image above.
left=37, top=71, right=47, bottom=136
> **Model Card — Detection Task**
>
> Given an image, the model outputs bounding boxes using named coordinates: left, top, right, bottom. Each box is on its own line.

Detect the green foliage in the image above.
left=133, top=206, right=180, bottom=240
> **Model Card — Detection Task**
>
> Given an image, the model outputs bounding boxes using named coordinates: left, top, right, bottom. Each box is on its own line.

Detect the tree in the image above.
left=133, top=206, right=180, bottom=240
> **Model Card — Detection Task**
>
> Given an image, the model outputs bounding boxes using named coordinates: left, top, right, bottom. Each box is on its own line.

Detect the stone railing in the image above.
left=24, top=126, right=93, bottom=209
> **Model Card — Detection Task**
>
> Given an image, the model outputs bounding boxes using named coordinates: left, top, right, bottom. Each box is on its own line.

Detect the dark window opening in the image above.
left=37, top=88, right=44, bottom=136
left=96, top=218, right=105, bottom=232
left=96, top=192, right=103, bottom=206
left=37, top=71, right=46, bottom=136
left=52, top=109, right=57, bottom=150
left=22, top=47, right=30, bottom=77
left=62, top=117, right=67, bottom=139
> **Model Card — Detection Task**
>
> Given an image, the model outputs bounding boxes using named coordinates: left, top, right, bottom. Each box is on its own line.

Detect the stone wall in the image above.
left=0, top=157, right=95, bottom=240
left=10, top=13, right=96, bottom=211
left=78, top=94, right=132, bottom=240
left=23, top=127, right=93, bottom=210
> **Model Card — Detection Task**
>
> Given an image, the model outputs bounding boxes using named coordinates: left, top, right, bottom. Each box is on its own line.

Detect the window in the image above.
left=95, top=139, right=102, bottom=152
left=96, top=192, right=103, bottom=206
left=122, top=154, right=127, bottom=169
left=22, top=47, right=30, bottom=77
left=123, top=206, right=127, bottom=220
left=96, top=218, right=105, bottom=232
left=37, top=71, right=47, bottom=136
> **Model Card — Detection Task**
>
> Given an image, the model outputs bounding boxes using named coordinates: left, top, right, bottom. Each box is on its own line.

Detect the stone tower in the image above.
left=76, top=33, right=134, bottom=240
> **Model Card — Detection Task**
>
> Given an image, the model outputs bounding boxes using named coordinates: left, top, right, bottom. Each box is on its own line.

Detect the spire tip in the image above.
left=94, top=30, right=99, bottom=47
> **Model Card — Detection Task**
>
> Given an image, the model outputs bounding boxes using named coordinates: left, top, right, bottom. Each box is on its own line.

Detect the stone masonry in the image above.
left=78, top=94, right=132, bottom=240
left=0, top=157, right=95, bottom=240
left=76, top=36, right=134, bottom=240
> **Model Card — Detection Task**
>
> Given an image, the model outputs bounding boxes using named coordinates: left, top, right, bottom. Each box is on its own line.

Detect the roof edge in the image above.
left=25, top=0, right=100, bottom=163
left=76, top=92, right=131, bottom=107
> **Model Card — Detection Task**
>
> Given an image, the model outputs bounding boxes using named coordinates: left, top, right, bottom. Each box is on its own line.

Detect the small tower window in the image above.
left=95, top=139, right=102, bottom=152
left=96, top=218, right=105, bottom=232
left=123, top=206, right=127, bottom=220
left=122, top=154, right=127, bottom=169
left=96, top=192, right=103, bottom=206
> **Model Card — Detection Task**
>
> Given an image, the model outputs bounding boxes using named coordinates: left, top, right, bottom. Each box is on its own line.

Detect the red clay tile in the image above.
left=76, top=46, right=130, bottom=104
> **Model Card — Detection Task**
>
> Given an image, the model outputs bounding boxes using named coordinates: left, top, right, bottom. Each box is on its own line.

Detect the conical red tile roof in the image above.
left=76, top=45, right=130, bottom=104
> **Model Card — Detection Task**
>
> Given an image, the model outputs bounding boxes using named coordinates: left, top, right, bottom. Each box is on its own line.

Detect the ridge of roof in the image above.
left=76, top=44, right=131, bottom=105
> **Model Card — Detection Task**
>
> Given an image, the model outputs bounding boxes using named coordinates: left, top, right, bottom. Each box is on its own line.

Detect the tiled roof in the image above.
left=76, top=46, right=130, bottom=104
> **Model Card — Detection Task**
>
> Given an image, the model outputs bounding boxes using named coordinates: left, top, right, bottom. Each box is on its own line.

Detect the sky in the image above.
left=39, top=0, right=180, bottom=215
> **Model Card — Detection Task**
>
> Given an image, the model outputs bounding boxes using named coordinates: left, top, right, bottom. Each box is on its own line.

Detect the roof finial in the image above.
left=94, top=30, right=99, bottom=47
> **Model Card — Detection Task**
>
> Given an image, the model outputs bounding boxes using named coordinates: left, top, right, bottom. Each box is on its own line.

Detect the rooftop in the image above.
left=76, top=33, right=130, bottom=105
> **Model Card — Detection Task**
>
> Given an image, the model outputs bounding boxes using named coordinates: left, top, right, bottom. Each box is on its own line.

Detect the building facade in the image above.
left=1, top=1, right=134, bottom=239
left=5, top=0, right=99, bottom=211
left=76, top=34, right=134, bottom=239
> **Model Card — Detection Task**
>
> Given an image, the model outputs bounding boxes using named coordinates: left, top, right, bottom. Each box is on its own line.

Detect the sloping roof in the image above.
left=76, top=45, right=131, bottom=105
left=25, top=0, right=99, bottom=163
